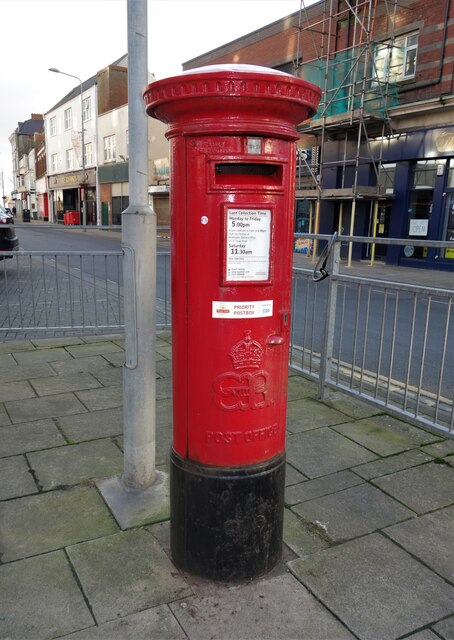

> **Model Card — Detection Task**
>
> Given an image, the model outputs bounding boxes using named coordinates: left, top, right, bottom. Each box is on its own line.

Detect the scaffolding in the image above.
left=294, top=0, right=406, bottom=264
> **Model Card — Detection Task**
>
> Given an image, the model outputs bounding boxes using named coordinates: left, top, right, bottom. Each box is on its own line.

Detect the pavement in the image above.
left=1, top=332, right=454, bottom=640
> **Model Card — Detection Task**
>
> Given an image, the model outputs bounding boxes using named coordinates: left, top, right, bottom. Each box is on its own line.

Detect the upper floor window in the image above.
left=49, top=116, right=56, bottom=137
left=84, top=142, right=92, bottom=167
left=104, top=135, right=116, bottom=162
left=66, top=148, right=74, bottom=170
left=51, top=153, right=58, bottom=173
left=82, top=96, right=91, bottom=122
left=64, top=107, right=72, bottom=131
left=374, top=32, right=419, bottom=83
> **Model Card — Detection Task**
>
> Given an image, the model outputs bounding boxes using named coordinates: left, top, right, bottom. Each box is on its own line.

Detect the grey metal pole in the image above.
left=122, top=0, right=157, bottom=488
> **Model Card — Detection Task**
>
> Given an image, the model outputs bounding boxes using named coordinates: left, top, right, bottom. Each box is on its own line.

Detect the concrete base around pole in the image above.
left=96, top=470, right=169, bottom=530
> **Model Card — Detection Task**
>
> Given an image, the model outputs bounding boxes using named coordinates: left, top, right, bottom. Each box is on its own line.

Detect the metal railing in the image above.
left=290, top=235, right=454, bottom=435
left=0, top=250, right=171, bottom=336
left=1, top=235, right=453, bottom=435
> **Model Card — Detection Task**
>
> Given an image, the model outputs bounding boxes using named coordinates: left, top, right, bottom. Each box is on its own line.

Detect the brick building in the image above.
left=184, top=0, right=454, bottom=270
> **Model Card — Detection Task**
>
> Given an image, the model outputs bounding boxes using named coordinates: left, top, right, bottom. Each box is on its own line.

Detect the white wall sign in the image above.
left=226, top=208, right=271, bottom=282
left=409, top=219, right=428, bottom=236
left=212, top=300, right=273, bottom=319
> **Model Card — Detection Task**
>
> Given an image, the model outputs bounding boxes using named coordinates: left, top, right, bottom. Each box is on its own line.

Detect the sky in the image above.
left=0, top=0, right=308, bottom=191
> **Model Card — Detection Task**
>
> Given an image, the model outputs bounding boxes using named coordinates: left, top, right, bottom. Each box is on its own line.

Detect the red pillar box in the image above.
left=144, top=65, right=320, bottom=581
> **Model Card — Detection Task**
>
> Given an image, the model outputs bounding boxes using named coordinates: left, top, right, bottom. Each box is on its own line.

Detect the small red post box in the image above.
left=144, top=65, right=320, bottom=581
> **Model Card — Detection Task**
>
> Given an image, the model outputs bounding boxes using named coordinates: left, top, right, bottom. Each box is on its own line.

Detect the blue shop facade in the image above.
left=310, top=123, right=454, bottom=271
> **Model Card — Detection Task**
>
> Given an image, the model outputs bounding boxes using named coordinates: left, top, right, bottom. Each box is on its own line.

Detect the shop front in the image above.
left=48, top=168, right=96, bottom=224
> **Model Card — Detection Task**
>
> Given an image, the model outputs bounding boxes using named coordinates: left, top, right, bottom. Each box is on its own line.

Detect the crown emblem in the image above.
left=229, top=331, right=263, bottom=371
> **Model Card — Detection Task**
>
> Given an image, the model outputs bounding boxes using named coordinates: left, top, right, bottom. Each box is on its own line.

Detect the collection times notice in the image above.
left=226, top=208, right=271, bottom=282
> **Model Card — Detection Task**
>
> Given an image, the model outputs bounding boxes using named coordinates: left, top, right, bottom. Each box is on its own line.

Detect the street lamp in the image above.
left=49, top=67, right=87, bottom=226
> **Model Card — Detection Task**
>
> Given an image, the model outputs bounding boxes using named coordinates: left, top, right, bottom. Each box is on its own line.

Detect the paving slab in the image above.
left=13, top=346, right=73, bottom=365
left=28, top=439, right=124, bottom=490
left=283, top=508, right=330, bottom=557
left=385, top=505, right=454, bottom=583
left=353, top=449, right=433, bottom=480
left=5, top=392, right=87, bottom=423
left=0, top=352, right=16, bottom=367
left=372, top=462, right=454, bottom=514
left=0, top=454, right=37, bottom=499
left=30, top=336, right=85, bottom=348
left=285, top=470, right=363, bottom=506
left=57, top=407, right=123, bottom=442
left=76, top=385, right=122, bottom=410
left=67, top=529, right=191, bottom=624
left=433, top=616, right=454, bottom=639
left=0, top=486, right=118, bottom=562
left=286, top=375, right=318, bottom=400
left=0, top=379, right=36, bottom=402
left=0, top=402, right=11, bottom=426
left=156, top=358, right=172, bottom=378
left=405, top=631, right=444, bottom=640
left=0, top=418, right=65, bottom=457
left=285, top=463, right=307, bottom=486
left=0, top=550, right=93, bottom=639
left=156, top=398, right=173, bottom=427
left=65, top=342, right=124, bottom=358
left=292, top=483, right=414, bottom=542
left=97, top=470, right=169, bottom=529
left=102, top=351, right=126, bottom=366
left=156, top=376, right=172, bottom=400
left=91, top=366, right=122, bottom=386
left=286, top=427, right=377, bottom=478
left=333, top=414, right=438, bottom=455
left=286, top=396, right=351, bottom=433
left=30, top=371, right=102, bottom=396
left=169, top=572, right=355, bottom=640
left=49, top=354, right=115, bottom=375
left=59, top=604, right=187, bottom=639
left=421, top=440, right=454, bottom=458
left=155, top=343, right=172, bottom=359
left=0, top=339, right=33, bottom=353
left=289, top=533, right=454, bottom=640
left=321, top=390, right=383, bottom=419
left=0, top=360, right=56, bottom=383
left=82, top=334, right=124, bottom=344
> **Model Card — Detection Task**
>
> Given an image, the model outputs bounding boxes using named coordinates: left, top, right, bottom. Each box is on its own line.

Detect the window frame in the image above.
left=103, top=134, right=116, bottom=162
left=64, top=107, right=73, bottom=131
left=84, top=141, right=92, bottom=167
left=49, top=116, right=56, bottom=137
left=66, top=148, right=74, bottom=170
left=374, top=31, right=419, bottom=83
left=82, top=96, right=91, bottom=122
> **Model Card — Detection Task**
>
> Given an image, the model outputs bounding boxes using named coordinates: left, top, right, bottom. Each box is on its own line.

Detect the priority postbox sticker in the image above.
left=212, top=300, right=273, bottom=319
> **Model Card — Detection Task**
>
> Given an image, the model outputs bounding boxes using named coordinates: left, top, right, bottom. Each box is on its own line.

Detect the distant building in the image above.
left=184, top=0, right=454, bottom=270
left=8, top=114, right=44, bottom=218
left=44, top=54, right=169, bottom=226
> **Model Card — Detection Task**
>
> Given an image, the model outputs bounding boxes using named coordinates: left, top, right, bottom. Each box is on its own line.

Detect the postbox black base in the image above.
left=170, top=450, right=285, bottom=582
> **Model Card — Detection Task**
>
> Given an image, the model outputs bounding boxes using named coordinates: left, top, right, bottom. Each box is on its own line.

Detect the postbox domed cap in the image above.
left=143, top=63, right=321, bottom=139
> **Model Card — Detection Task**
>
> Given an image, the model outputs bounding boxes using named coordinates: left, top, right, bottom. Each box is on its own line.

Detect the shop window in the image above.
left=378, top=163, right=396, bottom=194
left=406, top=160, right=436, bottom=259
